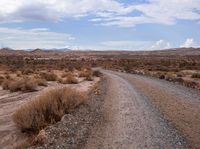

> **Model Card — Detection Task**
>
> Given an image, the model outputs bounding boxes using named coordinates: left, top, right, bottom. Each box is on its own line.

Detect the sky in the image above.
left=0, top=0, right=200, bottom=50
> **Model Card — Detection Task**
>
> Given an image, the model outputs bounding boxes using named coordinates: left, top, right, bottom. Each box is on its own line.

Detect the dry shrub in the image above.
left=92, top=70, right=102, bottom=77
left=40, top=72, right=57, bottom=81
left=59, top=73, right=78, bottom=84
left=159, top=74, right=165, bottom=79
left=16, top=141, right=30, bottom=149
left=12, top=87, right=87, bottom=133
left=85, top=75, right=93, bottom=81
left=35, top=79, right=48, bottom=87
left=79, top=70, right=92, bottom=78
left=0, top=76, right=4, bottom=85
left=79, top=69, right=94, bottom=81
left=2, top=77, right=37, bottom=92
left=10, top=78, right=37, bottom=92
left=66, top=73, right=78, bottom=84
left=2, top=79, right=12, bottom=90
left=191, top=73, right=200, bottom=78
left=61, top=72, right=69, bottom=78
left=5, top=74, right=11, bottom=79
left=22, top=69, right=34, bottom=75
left=16, top=71, right=22, bottom=77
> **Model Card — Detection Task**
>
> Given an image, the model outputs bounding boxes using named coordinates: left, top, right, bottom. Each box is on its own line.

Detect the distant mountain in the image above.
left=0, top=47, right=199, bottom=57
left=0, top=48, right=27, bottom=55
left=29, top=48, right=71, bottom=52
left=147, top=47, right=200, bottom=56
left=46, top=48, right=71, bottom=52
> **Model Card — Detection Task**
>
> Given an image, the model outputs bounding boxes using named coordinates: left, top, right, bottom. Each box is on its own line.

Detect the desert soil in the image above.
left=0, top=78, right=99, bottom=149
left=84, top=70, right=200, bottom=149
left=1, top=70, right=200, bottom=149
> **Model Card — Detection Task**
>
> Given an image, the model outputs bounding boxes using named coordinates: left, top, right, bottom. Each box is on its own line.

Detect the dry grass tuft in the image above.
left=2, top=79, right=12, bottom=90
left=85, top=75, right=93, bottom=81
left=66, top=73, right=78, bottom=84
left=12, top=87, right=87, bottom=133
left=22, top=69, right=34, bottom=75
left=40, top=72, right=57, bottom=81
left=79, top=69, right=93, bottom=81
left=191, top=73, right=200, bottom=78
left=79, top=70, right=92, bottom=78
left=59, top=73, right=78, bottom=84
left=92, top=70, right=102, bottom=77
left=0, top=76, right=4, bottom=85
left=35, top=79, right=48, bottom=87
left=10, top=78, right=37, bottom=92
left=2, top=77, right=37, bottom=92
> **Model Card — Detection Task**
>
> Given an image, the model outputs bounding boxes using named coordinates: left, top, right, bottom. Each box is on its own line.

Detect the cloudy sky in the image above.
left=0, top=0, right=200, bottom=50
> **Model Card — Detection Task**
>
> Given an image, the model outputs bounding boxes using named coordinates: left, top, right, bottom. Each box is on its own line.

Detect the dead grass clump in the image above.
left=66, top=74, right=78, bottom=84
left=0, top=76, right=4, bottom=85
left=35, top=79, right=48, bottom=87
left=2, top=77, right=37, bottom=92
left=92, top=70, right=102, bottom=77
left=85, top=75, right=93, bottom=81
left=58, top=75, right=78, bottom=84
left=61, top=72, right=69, bottom=78
left=191, top=73, right=200, bottom=78
left=79, top=70, right=92, bottom=78
left=9, top=78, right=37, bottom=92
left=16, top=72, right=22, bottom=77
left=40, top=72, right=57, bottom=81
left=12, top=87, right=87, bottom=133
left=5, top=74, right=11, bottom=79
left=2, top=79, right=12, bottom=90
left=79, top=69, right=94, bottom=81
left=22, top=69, right=34, bottom=75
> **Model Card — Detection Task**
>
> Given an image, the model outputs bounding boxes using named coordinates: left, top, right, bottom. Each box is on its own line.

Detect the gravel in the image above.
left=32, top=78, right=107, bottom=149
left=84, top=70, right=188, bottom=149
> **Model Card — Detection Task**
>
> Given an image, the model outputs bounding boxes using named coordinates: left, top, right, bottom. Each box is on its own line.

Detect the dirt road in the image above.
left=85, top=70, right=200, bottom=149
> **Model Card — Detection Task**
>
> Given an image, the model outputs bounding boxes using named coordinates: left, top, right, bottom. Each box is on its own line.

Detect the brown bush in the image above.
left=2, top=77, right=37, bottom=92
left=85, top=75, right=93, bottom=81
left=22, top=69, right=34, bottom=75
left=35, top=79, right=48, bottom=87
left=66, top=74, right=78, bottom=84
left=12, top=87, right=87, bottom=133
left=0, top=76, right=4, bottom=85
left=61, top=72, right=69, bottom=78
left=92, top=70, right=102, bottom=77
left=16, top=72, right=22, bottom=77
left=2, top=79, right=11, bottom=90
left=10, top=78, right=37, bottom=92
left=78, top=69, right=93, bottom=81
left=79, top=70, right=92, bottom=78
left=191, top=73, right=200, bottom=78
left=59, top=73, right=78, bottom=84
left=5, top=74, right=11, bottom=79
left=40, top=72, right=57, bottom=81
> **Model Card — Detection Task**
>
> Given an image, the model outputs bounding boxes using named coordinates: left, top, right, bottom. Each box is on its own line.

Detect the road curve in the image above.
left=84, top=70, right=200, bottom=149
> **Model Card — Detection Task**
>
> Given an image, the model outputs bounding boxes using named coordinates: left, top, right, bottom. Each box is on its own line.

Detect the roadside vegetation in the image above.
left=191, top=73, right=200, bottom=78
left=12, top=87, right=87, bottom=133
left=2, top=77, right=37, bottom=92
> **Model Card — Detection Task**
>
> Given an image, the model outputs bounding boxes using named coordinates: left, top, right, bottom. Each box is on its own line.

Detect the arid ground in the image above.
left=0, top=48, right=200, bottom=149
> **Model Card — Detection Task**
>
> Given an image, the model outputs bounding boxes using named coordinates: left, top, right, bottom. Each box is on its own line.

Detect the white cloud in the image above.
left=100, top=40, right=151, bottom=50
left=70, top=40, right=153, bottom=51
left=150, top=39, right=171, bottom=50
left=70, top=40, right=170, bottom=51
left=0, top=0, right=129, bottom=22
left=0, top=0, right=200, bottom=27
left=92, top=0, right=200, bottom=27
left=180, top=38, right=198, bottom=48
left=0, top=27, right=75, bottom=49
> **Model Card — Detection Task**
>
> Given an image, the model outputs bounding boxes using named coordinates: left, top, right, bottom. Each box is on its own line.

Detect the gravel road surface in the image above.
left=84, top=70, right=200, bottom=149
